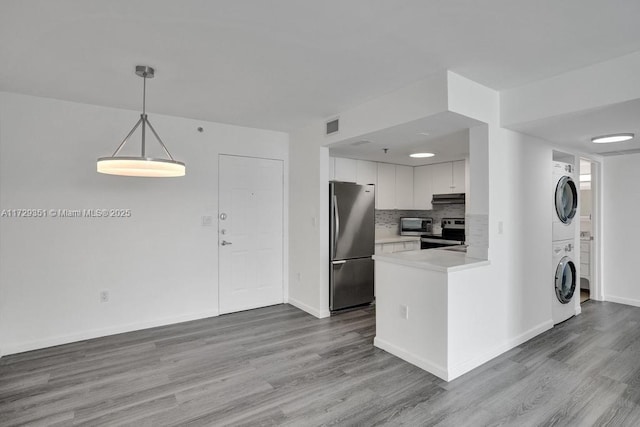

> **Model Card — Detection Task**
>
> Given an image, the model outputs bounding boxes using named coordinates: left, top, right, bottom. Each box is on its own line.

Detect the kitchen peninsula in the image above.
left=372, top=249, right=490, bottom=381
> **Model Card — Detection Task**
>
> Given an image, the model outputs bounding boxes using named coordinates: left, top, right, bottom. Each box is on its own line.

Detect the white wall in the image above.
left=323, top=72, right=449, bottom=146
left=0, top=92, right=289, bottom=355
left=602, top=153, right=640, bottom=307
left=446, top=122, right=554, bottom=374
left=287, top=123, right=329, bottom=317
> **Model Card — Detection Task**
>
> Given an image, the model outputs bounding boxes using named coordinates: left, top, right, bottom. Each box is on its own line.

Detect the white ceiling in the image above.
left=2, top=0, right=640, bottom=133
left=329, top=112, right=479, bottom=166
left=510, top=98, right=640, bottom=156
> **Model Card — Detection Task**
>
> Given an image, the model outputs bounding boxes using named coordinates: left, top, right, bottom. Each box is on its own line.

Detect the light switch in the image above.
left=202, top=215, right=213, bottom=226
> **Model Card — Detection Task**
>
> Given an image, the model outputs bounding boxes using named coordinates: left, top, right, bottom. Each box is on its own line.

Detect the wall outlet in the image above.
left=399, top=304, right=409, bottom=319
left=100, top=290, right=109, bottom=303
left=296, top=272, right=301, bottom=282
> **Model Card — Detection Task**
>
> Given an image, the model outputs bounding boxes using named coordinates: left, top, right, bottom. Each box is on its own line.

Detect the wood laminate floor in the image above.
left=2, top=301, right=640, bottom=426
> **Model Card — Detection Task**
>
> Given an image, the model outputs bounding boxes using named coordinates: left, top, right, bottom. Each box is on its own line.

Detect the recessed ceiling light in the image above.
left=409, top=152, right=435, bottom=158
left=418, top=132, right=430, bottom=136
left=591, top=133, right=634, bottom=143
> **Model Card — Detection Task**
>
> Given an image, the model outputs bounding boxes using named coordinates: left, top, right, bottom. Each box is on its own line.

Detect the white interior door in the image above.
left=218, top=155, right=284, bottom=314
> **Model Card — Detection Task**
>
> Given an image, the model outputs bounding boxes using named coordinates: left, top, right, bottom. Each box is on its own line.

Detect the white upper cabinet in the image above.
left=376, top=163, right=396, bottom=209
left=430, top=162, right=454, bottom=195
left=429, top=160, right=466, bottom=195
left=333, top=157, right=357, bottom=182
left=377, top=163, right=414, bottom=209
left=331, top=157, right=466, bottom=210
left=356, top=160, right=377, bottom=185
left=452, top=160, right=466, bottom=193
left=413, top=165, right=433, bottom=210
left=330, top=157, right=377, bottom=185
left=395, top=165, right=414, bottom=209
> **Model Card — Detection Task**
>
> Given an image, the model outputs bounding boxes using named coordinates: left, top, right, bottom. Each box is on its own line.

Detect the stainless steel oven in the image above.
left=420, top=218, right=465, bottom=249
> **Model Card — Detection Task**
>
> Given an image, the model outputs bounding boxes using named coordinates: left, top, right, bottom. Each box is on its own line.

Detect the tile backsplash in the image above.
left=375, top=204, right=465, bottom=236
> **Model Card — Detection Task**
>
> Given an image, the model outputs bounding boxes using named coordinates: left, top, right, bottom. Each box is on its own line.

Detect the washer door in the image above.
left=555, top=176, right=578, bottom=224
left=555, top=256, right=576, bottom=304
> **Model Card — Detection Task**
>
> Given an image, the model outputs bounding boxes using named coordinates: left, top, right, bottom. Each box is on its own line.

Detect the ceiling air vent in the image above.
left=326, top=118, right=339, bottom=136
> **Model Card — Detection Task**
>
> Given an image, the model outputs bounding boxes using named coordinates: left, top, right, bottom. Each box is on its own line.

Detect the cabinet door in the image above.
left=376, top=163, right=396, bottom=209
left=334, top=157, right=357, bottom=183
left=452, top=160, right=466, bottom=193
left=395, top=165, right=414, bottom=209
left=580, top=262, right=590, bottom=279
left=392, top=243, right=406, bottom=253
left=413, top=165, right=433, bottom=210
left=381, top=242, right=395, bottom=254
left=431, top=162, right=453, bottom=194
left=356, top=160, right=377, bottom=185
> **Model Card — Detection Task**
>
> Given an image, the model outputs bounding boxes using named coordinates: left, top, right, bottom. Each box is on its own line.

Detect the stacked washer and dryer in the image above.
left=552, top=161, right=579, bottom=324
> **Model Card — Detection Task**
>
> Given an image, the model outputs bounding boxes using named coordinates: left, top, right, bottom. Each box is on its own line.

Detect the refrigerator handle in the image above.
left=333, top=194, right=339, bottom=258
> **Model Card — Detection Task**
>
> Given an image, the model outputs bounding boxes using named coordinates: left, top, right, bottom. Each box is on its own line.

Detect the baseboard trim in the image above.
left=604, top=295, right=640, bottom=308
left=447, top=320, right=553, bottom=381
left=374, top=336, right=449, bottom=381
left=375, top=321, right=553, bottom=382
left=3, top=309, right=220, bottom=356
left=287, top=297, right=329, bottom=318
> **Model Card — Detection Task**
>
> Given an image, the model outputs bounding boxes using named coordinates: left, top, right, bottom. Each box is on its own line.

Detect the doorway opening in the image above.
left=579, top=158, right=595, bottom=304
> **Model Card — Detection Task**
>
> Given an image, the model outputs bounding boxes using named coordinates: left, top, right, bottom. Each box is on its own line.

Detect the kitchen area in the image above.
left=329, top=130, right=470, bottom=251
left=328, top=127, right=491, bottom=381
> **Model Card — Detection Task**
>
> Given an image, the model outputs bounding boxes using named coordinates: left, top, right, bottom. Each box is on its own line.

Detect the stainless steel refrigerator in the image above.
left=330, top=182, right=375, bottom=311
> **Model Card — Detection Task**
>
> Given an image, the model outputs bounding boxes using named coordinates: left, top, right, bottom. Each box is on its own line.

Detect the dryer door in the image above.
left=555, top=176, right=578, bottom=224
left=555, top=256, right=576, bottom=304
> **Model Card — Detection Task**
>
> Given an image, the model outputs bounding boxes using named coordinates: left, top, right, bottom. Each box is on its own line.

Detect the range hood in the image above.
left=431, top=193, right=465, bottom=205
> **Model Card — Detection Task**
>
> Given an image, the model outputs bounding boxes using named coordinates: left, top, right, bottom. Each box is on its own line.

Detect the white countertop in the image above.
left=373, top=248, right=490, bottom=272
left=375, top=235, right=421, bottom=244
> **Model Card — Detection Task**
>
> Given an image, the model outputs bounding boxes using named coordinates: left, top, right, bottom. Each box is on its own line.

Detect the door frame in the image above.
left=217, top=154, right=287, bottom=314
left=579, top=156, right=602, bottom=302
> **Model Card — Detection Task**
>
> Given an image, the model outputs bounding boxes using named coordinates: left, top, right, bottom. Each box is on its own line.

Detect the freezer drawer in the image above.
left=330, top=257, right=374, bottom=311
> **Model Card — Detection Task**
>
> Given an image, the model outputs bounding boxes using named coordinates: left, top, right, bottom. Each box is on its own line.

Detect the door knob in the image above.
left=221, top=240, right=232, bottom=246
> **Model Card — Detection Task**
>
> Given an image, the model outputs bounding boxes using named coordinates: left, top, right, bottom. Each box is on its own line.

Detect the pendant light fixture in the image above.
left=97, top=65, right=186, bottom=177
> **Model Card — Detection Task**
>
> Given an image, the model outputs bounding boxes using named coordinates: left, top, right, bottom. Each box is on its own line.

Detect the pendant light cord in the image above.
left=141, top=72, right=147, bottom=157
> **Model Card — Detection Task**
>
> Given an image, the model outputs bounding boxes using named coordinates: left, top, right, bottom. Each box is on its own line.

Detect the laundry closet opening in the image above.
left=579, top=158, right=596, bottom=304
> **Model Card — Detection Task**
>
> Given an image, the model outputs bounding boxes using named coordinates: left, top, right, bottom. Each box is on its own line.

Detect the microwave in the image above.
left=400, top=217, right=433, bottom=236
